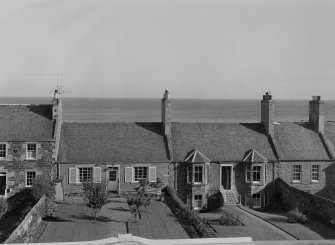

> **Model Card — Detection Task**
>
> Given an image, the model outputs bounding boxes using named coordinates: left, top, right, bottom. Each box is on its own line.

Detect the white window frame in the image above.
left=311, top=165, right=320, bottom=183
left=292, top=165, right=302, bottom=183
left=245, top=165, right=251, bottom=183
left=193, top=194, right=203, bottom=210
left=186, top=165, right=192, bottom=184
left=134, top=166, right=148, bottom=182
left=0, top=143, right=7, bottom=160
left=252, top=193, right=261, bottom=208
left=193, top=165, right=204, bottom=184
left=26, top=143, right=37, bottom=160
left=78, top=167, right=93, bottom=183
left=252, top=165, right=262, bottom=184
left=25, top=170, right=36, bottom=187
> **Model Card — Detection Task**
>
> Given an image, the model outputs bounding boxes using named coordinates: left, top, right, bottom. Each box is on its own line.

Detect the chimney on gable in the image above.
left=261, top=91, right=274, bottom=136
left=309, top=96, right=325, bottom=133
left=162, top=90, right=172, bottom=137
left=52, top=88, right=63, bottom=121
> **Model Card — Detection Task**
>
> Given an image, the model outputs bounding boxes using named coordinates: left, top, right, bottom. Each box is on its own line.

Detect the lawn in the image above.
left=38, top=197, right=189, bottom=242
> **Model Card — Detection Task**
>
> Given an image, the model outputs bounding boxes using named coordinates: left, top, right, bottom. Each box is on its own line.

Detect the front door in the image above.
left=0, top=172, right=6, bottom=195
left=107, top=168, right=118, bottom=192
left=221, top=166, right=231, bottom=190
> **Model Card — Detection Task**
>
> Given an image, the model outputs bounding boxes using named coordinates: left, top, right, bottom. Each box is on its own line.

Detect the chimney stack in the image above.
left=309, top=96, right=325, bottom=133
left=261, top=91, right=274, bottom=136
left=162, top=90, right=172, bottom=137
left=52, top=89, right=63, bottom=120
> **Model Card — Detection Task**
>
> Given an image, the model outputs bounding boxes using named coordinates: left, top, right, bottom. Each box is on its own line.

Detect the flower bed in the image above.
left=162, top=186, right=218, bottom=238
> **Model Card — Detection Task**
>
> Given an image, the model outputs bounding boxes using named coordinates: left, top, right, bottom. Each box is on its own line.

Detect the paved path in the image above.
left=239, top=206, right=335, bottom=240
left=39, top=197, right=189, bottom=242
left=200, top=206, right=294, bottom=241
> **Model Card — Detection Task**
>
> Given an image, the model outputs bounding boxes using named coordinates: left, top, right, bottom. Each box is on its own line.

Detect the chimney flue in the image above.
left=309, top=95, right=325, bottom=133
left=261, top=91, right=274, bottom=136
left=162, top=90, right=172, bottom=136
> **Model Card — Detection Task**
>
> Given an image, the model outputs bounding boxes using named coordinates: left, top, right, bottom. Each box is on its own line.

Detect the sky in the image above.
left=0, top=0, right=335, bottom=99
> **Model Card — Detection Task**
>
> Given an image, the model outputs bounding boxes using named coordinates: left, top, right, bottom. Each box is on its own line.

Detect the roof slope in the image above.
left=0, top=104, right=53, bottom=141
left=58, top=122, right=169, bottom=163
left=172, top=123, right=276, bottom=162
left=274, top=122, right=330, bottom=160
left=324, top=122, right=335, bottom=157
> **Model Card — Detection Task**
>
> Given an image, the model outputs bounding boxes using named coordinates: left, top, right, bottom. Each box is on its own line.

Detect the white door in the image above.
left=107, top=168, right=118, bottom=192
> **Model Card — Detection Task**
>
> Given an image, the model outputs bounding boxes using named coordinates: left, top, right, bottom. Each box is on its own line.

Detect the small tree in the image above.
left=0, top=197, right=8, bottom=220
left=83, top=181, right=109, bottom=222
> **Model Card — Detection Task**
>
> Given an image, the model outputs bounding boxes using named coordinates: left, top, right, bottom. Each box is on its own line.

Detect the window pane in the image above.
left=79, top=168, right=92, bottom=182
left=134, top=167, right=148, bottom=181
left=194, top=195, right=202, bottom=208
left=253, top=166, right=261, bottom=182
left=311, top=165, right=319, bottom=181
left=187, top=166, right=192, bottom=183
left=246, top=165, right=250, bottom=182
left=194, top=166, right=203, bottom=183
left=0, top=144, right=6, bottom=158
left=26, top=171, right=36, bottom=187
left=293, top=165, right=301, bottom=182
left=253, top=193, right=261, bottom=207
left=27, top=144, right=37, bottom=159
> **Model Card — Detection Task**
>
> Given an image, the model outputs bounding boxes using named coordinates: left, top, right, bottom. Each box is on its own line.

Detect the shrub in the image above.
left=31, top=175, right=56, bottom=201
left=219, top=210, right=243, bottom=226
left=0, top=197, right=8, bottom=220
left=287, top=208, right=308, bottom=223
left=83, top=180, right=109, bottom=222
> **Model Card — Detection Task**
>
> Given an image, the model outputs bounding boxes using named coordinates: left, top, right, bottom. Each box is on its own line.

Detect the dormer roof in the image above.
left=184, top=149, right=210, bottom=163
left=242, top=149, right=267, bottom=163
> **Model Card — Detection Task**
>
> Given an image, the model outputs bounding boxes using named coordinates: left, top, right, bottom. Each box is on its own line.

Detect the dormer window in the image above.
left=26, top=143, right=37, bottom=160
left=0, top=144, right=6, bottom=160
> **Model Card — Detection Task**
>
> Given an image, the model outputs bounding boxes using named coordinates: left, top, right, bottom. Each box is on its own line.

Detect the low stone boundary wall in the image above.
left=8, top=234, right=253, bottom=245
left=275, top=178, right=335, bottom=223
left=5, top=196, right=47, bottom=244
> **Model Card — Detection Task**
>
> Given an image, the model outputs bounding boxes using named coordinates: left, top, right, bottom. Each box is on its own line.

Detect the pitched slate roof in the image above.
left=172, top=123, right=276, bottom=162
left=242, top=149, right=268, bottom=163
left=324, top=122, right=335, bottom=157
left=0, top=104, right=54, bottom=141
left=274, top=122, right=330, bottom=160
left=58, top=122, right=169, bottom=163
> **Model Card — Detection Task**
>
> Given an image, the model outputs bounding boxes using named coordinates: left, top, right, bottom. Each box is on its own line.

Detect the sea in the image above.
left=1, top=97, right=335, bottom=123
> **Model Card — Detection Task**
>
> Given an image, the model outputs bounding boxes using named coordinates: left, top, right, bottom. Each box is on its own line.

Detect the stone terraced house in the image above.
left=0, top=90, right=62, bottom=197
left=3, top=89, right=335, bottom=211
left=54, top=90, right=335, bottom=211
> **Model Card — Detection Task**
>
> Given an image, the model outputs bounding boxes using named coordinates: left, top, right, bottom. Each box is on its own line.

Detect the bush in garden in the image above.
left=287, top=208, right=308, bottom=223
left=0, top=197, right=8, bottom=220
left=83, top=180, right=109, bottom=222
left=31, top=175, right=56, bottom=200
left=219, top=209, right=243, bottom=226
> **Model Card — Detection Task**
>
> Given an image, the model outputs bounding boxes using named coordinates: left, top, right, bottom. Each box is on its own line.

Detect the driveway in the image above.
left=39, top=197, right=189, bottom=242
left=239, top=206, right=335, bottom=240
left=199, top=206, right=294, bottom=241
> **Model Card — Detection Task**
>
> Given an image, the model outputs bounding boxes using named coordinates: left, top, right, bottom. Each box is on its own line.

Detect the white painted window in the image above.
left=0, top=144, right=6, bottom=160
left=26, top=171, right=36, bottom=187
left=293, top=165, right=301, bottom=183
left=311, top=165, right=320, bottom=182
left=26, top=143, right=37, bottom=160
left=79, top=168, right=92, bottom=182
left=245, top=165, right=251, bottom=183
left=194, top=166, right=203, bottom=184
left=186, top=166, right=192, bottom=184
left=134, top=167, right=148, bottom=181
left=193, top=195, right=203, bottom=209
left=252, top=165, right=261, bottom=183
left=253, top=193, right=261, bottom=208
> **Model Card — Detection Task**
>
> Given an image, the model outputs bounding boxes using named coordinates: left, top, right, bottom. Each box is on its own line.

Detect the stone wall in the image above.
left=274, top=178, right=335, bottom=223
left=4, top=196, right=46, bottom=244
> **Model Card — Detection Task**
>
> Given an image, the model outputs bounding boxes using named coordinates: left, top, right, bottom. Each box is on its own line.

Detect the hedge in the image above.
left=162, top=186, right=218, bottom=238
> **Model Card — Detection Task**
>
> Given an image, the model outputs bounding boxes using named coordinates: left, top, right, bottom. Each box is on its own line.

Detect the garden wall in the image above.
left=275, top=178, right=335, bottom=223
left=5, top=196, right=47, bottom=244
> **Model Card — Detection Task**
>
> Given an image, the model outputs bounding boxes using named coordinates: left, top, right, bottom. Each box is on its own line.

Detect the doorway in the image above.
left=0, top=172, right=6, bottom=196
left=221, top=166, right=232, bottom=190
left=107, top=167, right=119, bottom=192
